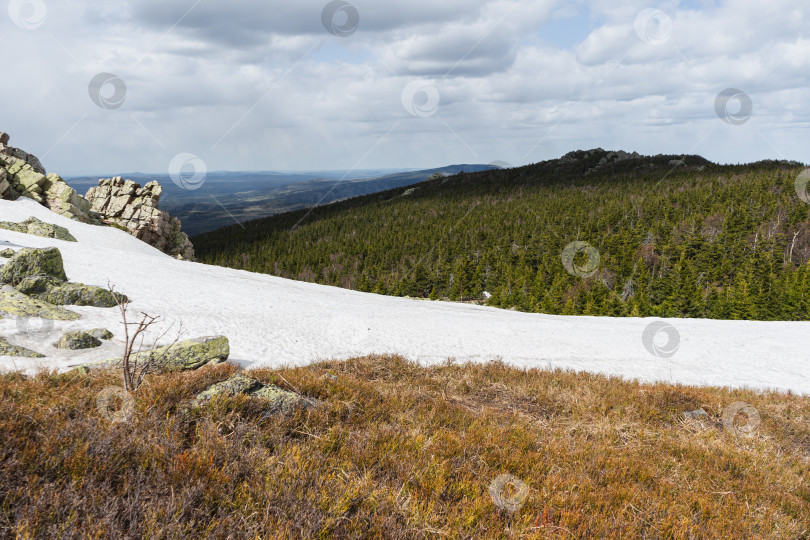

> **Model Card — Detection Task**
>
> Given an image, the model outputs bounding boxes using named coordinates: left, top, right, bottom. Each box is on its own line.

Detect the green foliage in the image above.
left=193, top=150, right=810, bottom=321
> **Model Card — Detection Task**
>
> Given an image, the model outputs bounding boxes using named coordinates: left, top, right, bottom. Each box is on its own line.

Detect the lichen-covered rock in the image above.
left=192, top=374, right=263, bottom=405
left=0, top=247, right=123, bottom=307
left=0, top=286, right=80, bottom=320
left=41, top=174, right=97, bottom=223
left=14, top=275, right=62, bottom=296
left=116, top=336, right=229, bottom=372
left=85, top=177, right=195, bottom=260
left=251, top=384, right=314, bottom=415
left=0, top=248, right=14, bottom=258
left=55, top=330, right=102, bottom=350
left=191, top=373, right=315, bottom=414
left=0, top=336, right=44, bottom=358
left=0, top=217, right=77, bottom=242
left=0, top=247, right=68, bottom=286
left=38, top=282, right=123, bottom=308
left=88, top=328, right=114, bottom=340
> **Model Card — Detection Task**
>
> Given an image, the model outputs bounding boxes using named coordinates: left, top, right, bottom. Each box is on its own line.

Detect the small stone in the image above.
left=55, top=331, right=102, bottom=350
left=0, top=248, right=14, bottom=258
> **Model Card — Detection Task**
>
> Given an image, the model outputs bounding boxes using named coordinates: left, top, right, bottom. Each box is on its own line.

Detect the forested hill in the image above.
left=192, top=149, right=810, bottom=321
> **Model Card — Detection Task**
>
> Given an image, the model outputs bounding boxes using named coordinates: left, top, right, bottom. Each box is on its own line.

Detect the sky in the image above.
left=1, top=0, right=809, bottom=176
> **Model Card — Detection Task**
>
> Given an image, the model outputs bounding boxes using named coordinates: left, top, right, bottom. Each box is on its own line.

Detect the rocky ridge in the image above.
left=0, top=132, right=194, bottom=260
left=85, top=177, right=194, bottom=260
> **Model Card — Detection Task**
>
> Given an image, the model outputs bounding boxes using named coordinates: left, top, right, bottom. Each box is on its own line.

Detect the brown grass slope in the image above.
left=1, top=356, right=809, bottom=538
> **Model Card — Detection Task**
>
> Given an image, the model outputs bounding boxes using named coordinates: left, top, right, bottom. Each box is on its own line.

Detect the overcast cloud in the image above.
left=1, top=0, right=808, bottom=175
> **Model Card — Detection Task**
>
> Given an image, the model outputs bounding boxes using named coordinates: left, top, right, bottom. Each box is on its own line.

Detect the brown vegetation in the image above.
left=1, top=356, right=808, bottom=538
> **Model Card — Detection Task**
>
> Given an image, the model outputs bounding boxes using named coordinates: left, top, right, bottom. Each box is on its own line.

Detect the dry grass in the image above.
left=1, top=355, right=809, bottom=538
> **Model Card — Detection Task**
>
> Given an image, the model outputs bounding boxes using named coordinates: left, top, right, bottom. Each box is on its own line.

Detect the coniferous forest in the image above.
left=192, top=149, right=810, bottom=321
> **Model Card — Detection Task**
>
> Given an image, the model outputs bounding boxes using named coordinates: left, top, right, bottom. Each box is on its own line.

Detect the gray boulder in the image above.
left=191, top=373, right=315, bottom=414
left=55, top=330, right=102, bottom=350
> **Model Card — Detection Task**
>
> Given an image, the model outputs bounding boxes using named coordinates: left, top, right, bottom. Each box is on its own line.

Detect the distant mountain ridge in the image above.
left=192, top=148, right=810, bottom=322
left=66, top=164, right=500, bottom=235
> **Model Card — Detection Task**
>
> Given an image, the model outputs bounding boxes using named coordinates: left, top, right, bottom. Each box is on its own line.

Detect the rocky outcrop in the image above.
left=191, top=373, right=316, bottom=414
left=85, top=177, right=195, bottom=260
left=0, top=132, right=195, bottom=260
left=0, top=133, right=95, bottom=223
left=0, top=216, right=76, bottom=242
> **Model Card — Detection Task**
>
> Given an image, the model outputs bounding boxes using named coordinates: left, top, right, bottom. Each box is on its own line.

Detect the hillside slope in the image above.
left=193, top=150, right=810, bottom=322
left=1, top=196, right=809, bottom=394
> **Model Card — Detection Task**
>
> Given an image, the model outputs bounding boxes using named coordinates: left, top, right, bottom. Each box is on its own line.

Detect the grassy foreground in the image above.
left=1, top=356, right=809, bottom=538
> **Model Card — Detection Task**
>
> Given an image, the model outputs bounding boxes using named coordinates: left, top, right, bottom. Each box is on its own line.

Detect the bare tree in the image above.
left=109, top=283, right=184, bottom=392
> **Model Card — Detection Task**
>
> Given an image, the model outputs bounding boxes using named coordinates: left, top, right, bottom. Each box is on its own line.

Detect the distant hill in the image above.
left=66, top=165, right=499, bottom=235
left=192, top=148, right=810, bottom=321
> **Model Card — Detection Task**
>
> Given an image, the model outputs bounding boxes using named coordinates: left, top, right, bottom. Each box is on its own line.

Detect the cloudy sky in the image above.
left=1, top=0, right=809, bottom=175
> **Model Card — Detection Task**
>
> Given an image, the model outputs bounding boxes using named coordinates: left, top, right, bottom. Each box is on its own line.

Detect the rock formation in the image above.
left=85, top=177, right=195, bottom=260
left=0, top=132, right=195, bottom=260
left=0, top=133, right=95, bottom=223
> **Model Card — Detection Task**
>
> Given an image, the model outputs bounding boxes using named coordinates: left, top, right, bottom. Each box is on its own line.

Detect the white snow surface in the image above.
left=0, top=197, right=808, bottom=394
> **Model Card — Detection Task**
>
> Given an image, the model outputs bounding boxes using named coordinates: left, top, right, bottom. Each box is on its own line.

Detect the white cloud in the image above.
left=0, top=0, right=808, bottom=176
